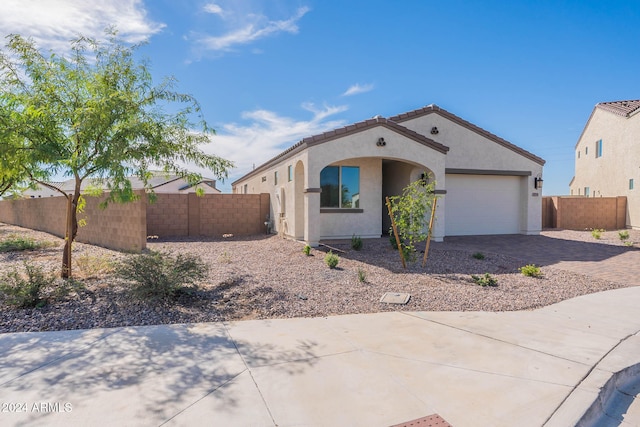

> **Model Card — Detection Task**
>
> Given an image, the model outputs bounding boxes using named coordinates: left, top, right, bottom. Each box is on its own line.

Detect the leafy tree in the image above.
left=0, top=31, right=233, bottom=278
left=387, top=175, right=437, bottom=264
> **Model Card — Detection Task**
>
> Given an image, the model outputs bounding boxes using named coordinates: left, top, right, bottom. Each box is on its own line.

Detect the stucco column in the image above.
left=431, top=195, right=445, bottom=242
left=304, top=188, right=321, bottom=247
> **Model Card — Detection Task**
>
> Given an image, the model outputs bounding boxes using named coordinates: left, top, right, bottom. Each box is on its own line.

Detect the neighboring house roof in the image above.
left=596, top=99, right=640, bottom=118
left=574, top=99, right=640, bottom=148
left=389, top=104, right=546, bottom=166
left=23, top=172, right=217, bottom=197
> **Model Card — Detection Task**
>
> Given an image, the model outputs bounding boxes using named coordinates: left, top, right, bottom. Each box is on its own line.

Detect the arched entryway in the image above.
left=381, top=159, right=435, bottom=235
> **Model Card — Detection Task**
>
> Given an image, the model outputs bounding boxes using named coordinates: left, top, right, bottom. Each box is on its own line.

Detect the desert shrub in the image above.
left=75, top=254, right=115, bottom=278
left=591, top=228, right=605, bottom=239
left=117, top=251, right=209, bottom=300
left=351, top=234, right=363, bottom=251
left=472, top=252, right=485, bottom=260
left=471, top=273, right=497, bottom=287
left=218, top=251, right=232, bottom=264
left=302, top=245, right=311, bottom=256
left=324, top=251, right=339, bottom=269
left=619, top=230, right=630, bottom=241
left=0, top=235, right=56, bottom=252
left=519, top=264, right=542, bottom=277
left=0, top=262, right=56, bottom=308
left=357, top=268, right=367, bottom=283
left=389, top=235, right=398, bottom=249
left=624, top=241, right=634, bottom=247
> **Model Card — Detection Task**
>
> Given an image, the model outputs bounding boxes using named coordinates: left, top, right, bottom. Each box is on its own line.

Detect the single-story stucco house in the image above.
left=232, top=104, right=545, bottom=246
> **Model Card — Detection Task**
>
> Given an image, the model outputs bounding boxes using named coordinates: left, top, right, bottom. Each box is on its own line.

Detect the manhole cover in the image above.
left=390, top=413, right=452, bottom=427
left=380, top=292, right=411, bottom=304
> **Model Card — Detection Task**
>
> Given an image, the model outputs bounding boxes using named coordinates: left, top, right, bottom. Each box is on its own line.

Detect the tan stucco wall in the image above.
left=306, top=127, right=446, bottom=241
left=570, top=108, right=640, bottom=228
left=233, top=126, right=447, bottom=243
left=398, top=113, right=543, bottom=235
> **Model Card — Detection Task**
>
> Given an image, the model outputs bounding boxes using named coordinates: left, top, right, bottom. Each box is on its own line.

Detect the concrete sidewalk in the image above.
left=1, top=286, right=639, bottom=427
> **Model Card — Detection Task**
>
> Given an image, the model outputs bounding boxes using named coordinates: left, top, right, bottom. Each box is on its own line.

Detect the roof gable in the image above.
left=232, top=116, right=449, bottom=185
left=389, top=104, right=545, bottom=165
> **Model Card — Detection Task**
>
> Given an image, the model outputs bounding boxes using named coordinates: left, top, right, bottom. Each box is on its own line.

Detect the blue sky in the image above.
left=1, top=0, right=638, bottom=195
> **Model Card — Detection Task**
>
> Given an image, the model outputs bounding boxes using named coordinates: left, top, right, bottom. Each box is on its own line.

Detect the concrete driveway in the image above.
left=1, top=232, right=639, bottom=426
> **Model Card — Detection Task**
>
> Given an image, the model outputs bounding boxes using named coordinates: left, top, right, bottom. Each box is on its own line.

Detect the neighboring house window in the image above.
left=288, top=165, right=293, bottom=182
left=274, top=171, right=278, bottom=185
left=596, top=139, right=603, bottom=158
left=630, top=179, right=634, bottom=190
left=320, top=166, right=360, bottom=208
left=585, top=147, right=588, bottom=155
left=243, top=184, right=248, bottom=194
left=584, top=187, right=590, bottom=197
left=577, top=150, right=580, bottom=159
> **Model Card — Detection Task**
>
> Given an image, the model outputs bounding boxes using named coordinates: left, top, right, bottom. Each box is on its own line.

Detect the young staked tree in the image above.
left=0, top=32, right=233, bottom=278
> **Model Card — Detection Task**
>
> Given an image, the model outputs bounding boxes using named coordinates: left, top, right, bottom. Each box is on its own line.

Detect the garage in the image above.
left=445, top=174, right=522, bottom=236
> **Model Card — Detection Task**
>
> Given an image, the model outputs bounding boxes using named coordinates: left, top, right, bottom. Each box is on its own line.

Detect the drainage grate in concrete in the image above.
left=380, top=292, right=411, bottom=304
left=390, top=413, right=452, bottom=427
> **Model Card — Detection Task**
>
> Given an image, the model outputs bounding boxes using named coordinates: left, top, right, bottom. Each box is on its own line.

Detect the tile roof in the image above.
left=596, top=100, right=640, bottom=118
left=389, top=104, right=545, bottom=165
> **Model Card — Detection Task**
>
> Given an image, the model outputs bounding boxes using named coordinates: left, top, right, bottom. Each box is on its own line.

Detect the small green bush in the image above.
left=302, top=245, right=311, bottom=256
left=324, top=251, right=339, bottom=269
left=351, top=234, right=363, bottom=251
left=591, top=228, right=605, bottom=239
left=389, top=235, right=398, bottom=249
left=472, top=252, right=485, bottom=260
left=117, top=251, right=209, bottom=300
left=357, top=268, right=367, bottom=283
left=471, top=273, right=497, bottom=287
left=619, top=230, right=630, bottom=241
left=0, top=235, right=56, bottom=252
left=624, top=241, right=634, bottom=247
left=519, top=264, right=542, bottom=277
left=0, top=262, right=56, bottom=308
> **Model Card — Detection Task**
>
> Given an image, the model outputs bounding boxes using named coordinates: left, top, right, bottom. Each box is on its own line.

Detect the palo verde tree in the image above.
left=387, top=174, right=437, bottom=265
left=0, top=31, right=233, bottom=278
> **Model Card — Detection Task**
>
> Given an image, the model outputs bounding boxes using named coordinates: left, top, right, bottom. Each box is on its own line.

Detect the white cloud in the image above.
left=342, top=83, right=374, bottom=96
left=195, top=103, right=348, bottom=191
left=203, top=3, right=224, bottom=16
left=194, top=6, right=309, bottom=52
left=0, top=0, right=164, bottom=53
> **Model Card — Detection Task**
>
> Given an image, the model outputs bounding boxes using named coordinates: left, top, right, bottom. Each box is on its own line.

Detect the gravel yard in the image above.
left=0, top=223, right=637, bottom=333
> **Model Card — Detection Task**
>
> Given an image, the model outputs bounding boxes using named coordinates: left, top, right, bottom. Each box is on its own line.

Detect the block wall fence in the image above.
left=542, top=196, right=627, bottom=230
left=0, top=192, right=270, bottom=251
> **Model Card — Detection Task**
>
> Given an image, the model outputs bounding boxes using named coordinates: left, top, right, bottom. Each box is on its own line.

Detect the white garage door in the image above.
left=445, top=174, right=521, bottom=236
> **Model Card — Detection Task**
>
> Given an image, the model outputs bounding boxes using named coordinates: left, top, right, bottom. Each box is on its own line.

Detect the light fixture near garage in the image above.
left=376, top=137, right=386, bottom=147
left=534, top=174, right=543, bottom=189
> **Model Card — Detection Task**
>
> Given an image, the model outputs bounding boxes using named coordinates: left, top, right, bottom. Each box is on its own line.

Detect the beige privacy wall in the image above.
left=147, top=193, right=270, bottom=237
left=0, top=191, right=147, bottom=251
left=0, top=192, right=271, bottom=250
left=542, top=196, right=627, bottom=230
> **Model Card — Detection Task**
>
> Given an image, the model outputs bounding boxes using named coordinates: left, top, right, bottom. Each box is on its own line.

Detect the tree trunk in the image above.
left=61, top=192, right=79, bottom=279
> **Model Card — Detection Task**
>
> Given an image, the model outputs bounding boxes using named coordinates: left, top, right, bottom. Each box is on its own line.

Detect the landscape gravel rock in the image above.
left=0, top=223, right=636, bottom=333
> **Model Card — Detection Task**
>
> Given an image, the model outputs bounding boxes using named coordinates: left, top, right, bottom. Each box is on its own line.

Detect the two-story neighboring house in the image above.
left=570, top=100, right=640, bottom=227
